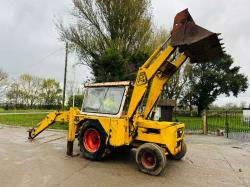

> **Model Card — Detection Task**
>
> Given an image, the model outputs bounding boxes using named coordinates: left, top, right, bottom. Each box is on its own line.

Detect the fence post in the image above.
left=202, top=110, right=207, bottom=135
left=225, top=111, right=229, bottom=138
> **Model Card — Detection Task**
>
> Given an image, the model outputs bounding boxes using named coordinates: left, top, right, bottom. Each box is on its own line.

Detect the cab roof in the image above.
left=84, top=81, right=132, bottom=87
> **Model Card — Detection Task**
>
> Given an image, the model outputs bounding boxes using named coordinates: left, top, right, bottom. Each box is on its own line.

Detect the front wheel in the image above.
left=78, top=121, right=107, bottom=160
left=136, top=143, right=166, bottom=176
left=172, top=142, right=187, bottom=160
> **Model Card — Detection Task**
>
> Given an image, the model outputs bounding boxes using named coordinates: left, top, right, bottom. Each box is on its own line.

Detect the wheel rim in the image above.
left=83, top=128, right=101, bottom=153
left=141, top=151, right=157, bottom=169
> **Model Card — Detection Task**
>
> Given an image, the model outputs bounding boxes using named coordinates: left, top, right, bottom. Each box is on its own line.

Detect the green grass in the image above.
left=1, top=112, right=249, bottom=133
left=207, top=117, right=250, bottom=132
left=0, top=108, right=55, bottom=113
left=175, top=116, right=202, bottom=131
left=0, top=113, right=68, bottom=130
left=175, top=115, right=250, bottom=132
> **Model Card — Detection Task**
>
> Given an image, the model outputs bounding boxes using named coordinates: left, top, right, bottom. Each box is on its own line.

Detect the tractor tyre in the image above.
left=136, top=143, right=166, bottom=176
left=172, top=142, right=187, bottom=160
left=78, top=121, right=107, bottom=161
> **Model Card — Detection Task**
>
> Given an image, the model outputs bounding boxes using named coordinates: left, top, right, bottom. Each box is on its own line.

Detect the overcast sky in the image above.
left=0, top=0, right=249, bottom=106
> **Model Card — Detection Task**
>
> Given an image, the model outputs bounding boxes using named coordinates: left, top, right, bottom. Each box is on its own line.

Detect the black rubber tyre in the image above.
left=78, top=121, right=107, bottom=161
left=172, top=142, right=187, bottom=160
left=136, top=143, right=166, bottom=176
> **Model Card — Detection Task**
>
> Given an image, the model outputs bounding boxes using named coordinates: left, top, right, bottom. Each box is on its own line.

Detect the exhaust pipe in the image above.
left=171, top=9, right=224, bottom=63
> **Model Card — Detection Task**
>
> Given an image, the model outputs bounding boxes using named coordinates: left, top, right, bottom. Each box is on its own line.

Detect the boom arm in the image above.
left=127, top=43, right=176, bottom=119
left=143, top=53, right=187, bottom=118
left=127, top=41, right=187, bottom=119
left=28, top=111, right=69, bottom=139
left=127, top=9, right=224, bottom=120
left=28, top=107, right=80, bottom=156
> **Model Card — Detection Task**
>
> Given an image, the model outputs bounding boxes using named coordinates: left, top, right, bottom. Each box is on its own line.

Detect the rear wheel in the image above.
left=78, top=121, right=107, bottom=160
left=172, top=142, right=187, bottom=160
left=136, top=143, right=166, bottom=176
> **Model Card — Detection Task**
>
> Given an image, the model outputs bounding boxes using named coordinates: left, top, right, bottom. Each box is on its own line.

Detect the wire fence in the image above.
left=1, top=106, right=250, bottom=141
left=174, top=109, right=250, bottom=141
left=207, top=110, right=250, bottom=141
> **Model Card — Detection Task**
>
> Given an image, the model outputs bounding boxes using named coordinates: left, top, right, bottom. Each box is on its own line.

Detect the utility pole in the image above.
left=72, top=64, right=76, bottom=107
left=62, top=42, right=68, bottom=110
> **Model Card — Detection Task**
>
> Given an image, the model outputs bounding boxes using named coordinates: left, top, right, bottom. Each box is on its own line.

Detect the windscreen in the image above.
left=81, top=86, right=125, bottom=115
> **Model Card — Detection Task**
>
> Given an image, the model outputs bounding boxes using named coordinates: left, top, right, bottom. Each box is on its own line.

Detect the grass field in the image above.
left=0, top=113, right=68, bottom=130
left=175, top=116, right=202, bottom=131
left=176, top=116, right=250, bottom=133
left=0, top=108, right=55, bottom=113
left=1, top=111, right=249, bottom=133
left=207, top=117, right=250, bottom=132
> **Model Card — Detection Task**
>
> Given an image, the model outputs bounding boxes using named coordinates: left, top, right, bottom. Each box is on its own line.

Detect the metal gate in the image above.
left=207, top=110, right=250, bottom=141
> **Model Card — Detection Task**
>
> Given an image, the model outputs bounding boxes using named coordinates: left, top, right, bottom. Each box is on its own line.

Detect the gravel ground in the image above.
left=0, top=125, right=250, bottom=187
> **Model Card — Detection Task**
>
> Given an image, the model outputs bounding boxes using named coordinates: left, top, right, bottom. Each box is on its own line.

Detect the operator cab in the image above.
left=81, top=81, right=131, bottom=118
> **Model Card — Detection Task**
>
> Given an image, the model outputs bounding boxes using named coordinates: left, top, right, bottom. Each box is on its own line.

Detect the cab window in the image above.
left=82, top=86, right=125, bottom=115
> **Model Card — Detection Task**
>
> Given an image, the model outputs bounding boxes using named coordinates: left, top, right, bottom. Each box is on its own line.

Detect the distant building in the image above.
left=243, top=108, right=250, bottom=123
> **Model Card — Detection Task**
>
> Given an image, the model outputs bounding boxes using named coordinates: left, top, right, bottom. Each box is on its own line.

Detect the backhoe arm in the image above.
left=28, top=111, right=69, bottom=139
left=28, top=108, right=80, bottom=156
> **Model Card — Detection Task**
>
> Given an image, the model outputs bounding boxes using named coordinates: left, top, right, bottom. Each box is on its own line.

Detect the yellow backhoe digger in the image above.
left=28, top=9, right=224, bottom=175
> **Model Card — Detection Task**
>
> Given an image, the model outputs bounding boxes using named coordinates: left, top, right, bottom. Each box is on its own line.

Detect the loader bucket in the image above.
left=171, top=9, right=224, bottom=63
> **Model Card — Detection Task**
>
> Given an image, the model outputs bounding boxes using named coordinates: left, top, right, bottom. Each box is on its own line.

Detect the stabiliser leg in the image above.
left=66, top=107, right=79, bottom=156
left=67, top=141, right=74, bottom=156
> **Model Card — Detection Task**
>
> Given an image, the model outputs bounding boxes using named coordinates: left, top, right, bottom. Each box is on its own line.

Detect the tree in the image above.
left=67, top=95, right=84, bottom=108
left=18, top=74, right=42, bottom=108
left=181, top=54, right=248, bottom=115
left=240, top=101, right=247, bottom=109
left=223, top=102, right=238, bottom=110
left=58, top=0, right=153, bottom=82
left=0, top=69, right=8, bottom=98
left=66, top=79, right=84, bottom=108
left=6, top=75, right=62, bottom=109
left=91, top=47, right=128, bottom=82
left=40, top=79, right=62, bottom=106
left=6, top=81, right=20, bottom=107
left=6, top=74, right=42, bottom=108
left=163, top=62, right=192, bottom=100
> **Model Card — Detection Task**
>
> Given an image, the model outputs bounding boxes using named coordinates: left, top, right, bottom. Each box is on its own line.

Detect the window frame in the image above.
left=80, top=85, right=129, bottom=118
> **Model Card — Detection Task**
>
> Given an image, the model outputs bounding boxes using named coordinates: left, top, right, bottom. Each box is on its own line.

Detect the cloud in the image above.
left=151, top=0, right=250, bottom=105
left=0, top=0, right=249, bottom=105
left=0, top=0, right=91, bottom=84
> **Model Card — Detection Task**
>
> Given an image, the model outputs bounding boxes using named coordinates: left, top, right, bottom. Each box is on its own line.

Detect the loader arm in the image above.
left=143, top=53, right=187, bottom=119
left=127, top=43, right=176, bottom=119
left=127, top=9, right=223, bottom=120
left=127, top=44, right=187, bottom=120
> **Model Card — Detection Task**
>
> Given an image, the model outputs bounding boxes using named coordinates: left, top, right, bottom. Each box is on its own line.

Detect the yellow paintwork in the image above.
left=72, top=114, right=130, bottom=146
left=127, top=45, right=174, bottom=118
left=143, top=54, right=187, bottom=118
left=135, top=118, right=184, bottom=155
left=67, top=107, right=80, bottom=141
left=29, top=43, right=187, bottom=157
left=29, top=111, right=68, bottom=139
